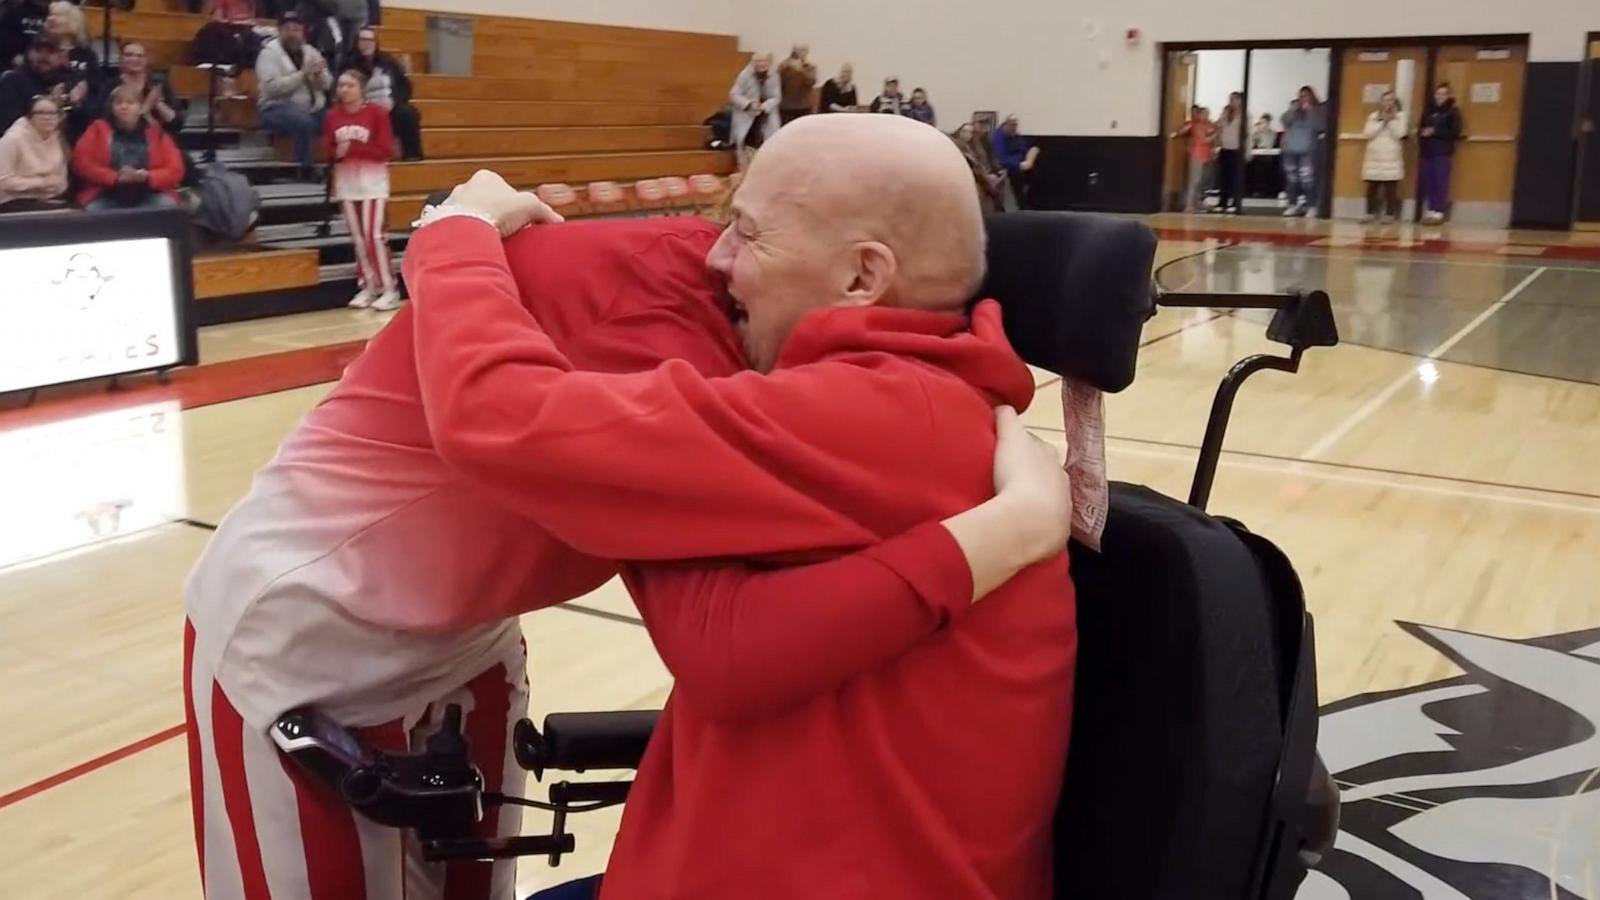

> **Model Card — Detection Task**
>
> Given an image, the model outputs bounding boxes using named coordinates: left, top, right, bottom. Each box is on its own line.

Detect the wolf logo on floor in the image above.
left=1299, top=623, right=1600, bottom=900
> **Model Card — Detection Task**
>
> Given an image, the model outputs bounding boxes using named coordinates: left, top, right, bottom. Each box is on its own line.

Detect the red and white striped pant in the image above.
left=342, top=198, right=395, bottom=296
left=183, top=621, right=528, bottom=900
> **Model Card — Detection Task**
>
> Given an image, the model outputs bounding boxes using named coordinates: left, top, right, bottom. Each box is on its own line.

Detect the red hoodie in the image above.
left=321, top=101, right=393, bottom=164
left=71, top=119, right=185, bottom=206
left=402, top=218, right=1076, bottom=900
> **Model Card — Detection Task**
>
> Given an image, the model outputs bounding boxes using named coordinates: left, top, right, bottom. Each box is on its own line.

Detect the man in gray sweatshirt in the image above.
left=1279, top=86, right=1326, bottom=217
left=255, top=10, right=332, bottom=180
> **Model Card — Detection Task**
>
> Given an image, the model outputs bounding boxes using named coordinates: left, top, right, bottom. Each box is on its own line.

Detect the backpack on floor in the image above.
left=191, top=162, right=261, bottom=243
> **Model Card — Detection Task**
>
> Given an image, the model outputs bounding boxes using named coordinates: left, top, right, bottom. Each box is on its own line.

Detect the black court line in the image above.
left=557, top=603, right=645, bottom=627
left=1032, top=428, right=1600, bottom=504
left=181, top=518, right=219, bottom=532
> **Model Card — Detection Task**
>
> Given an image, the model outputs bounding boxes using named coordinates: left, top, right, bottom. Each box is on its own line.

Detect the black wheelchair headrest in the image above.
left=979, top=211, right=1158, bottom=393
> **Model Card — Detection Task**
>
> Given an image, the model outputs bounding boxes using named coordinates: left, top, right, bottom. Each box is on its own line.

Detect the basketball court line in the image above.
left=0, top=723, right=187, bottom=811
left=1300, top=267, right=1550, bottom=461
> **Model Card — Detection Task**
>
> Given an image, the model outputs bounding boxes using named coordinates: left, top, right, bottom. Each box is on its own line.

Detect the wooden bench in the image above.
left=379, top=9, right=737, bottom=52
left=192, top=248, right=321, bottom=300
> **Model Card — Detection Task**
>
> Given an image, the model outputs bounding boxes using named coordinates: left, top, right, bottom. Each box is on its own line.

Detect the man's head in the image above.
left=27, top=36, right=65, bottom=75
left=751, top=53, right=771, bottom=77
left=706, top=114, right=987, bottom=372
left=837, top=63, right=852, bottom=84
left=789, top=43, right=808, bottom=61
left=1002, top=114, right=1019, bottom=134
left=883, top=77, right=900, bottom=97
left=278, top=12, right=306, bottom=50
left=1434, top=82, right=1452, bottom=105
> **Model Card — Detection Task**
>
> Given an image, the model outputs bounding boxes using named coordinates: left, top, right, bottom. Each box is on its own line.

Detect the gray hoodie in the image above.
left=1280, top=102, right=1326, bottom=155
left=255, top=38, right=332, bottom=113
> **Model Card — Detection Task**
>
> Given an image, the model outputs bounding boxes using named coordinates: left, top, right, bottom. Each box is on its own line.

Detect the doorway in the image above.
left=1331, top=47, right=1426, bottom=221
left=1432, top=43, right=1527, bottom=227
left=1577, top=34, right=1600, bottom=229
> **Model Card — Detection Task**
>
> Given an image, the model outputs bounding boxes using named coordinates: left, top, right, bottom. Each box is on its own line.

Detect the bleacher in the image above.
left=84, top=0, right=742, bottom=319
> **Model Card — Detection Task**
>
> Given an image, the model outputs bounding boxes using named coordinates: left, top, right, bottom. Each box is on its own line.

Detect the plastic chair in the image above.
left=632, top=179, right=668, bottom=214
left=536, top=183, right=585, bottom=219
left=586, top=181, right=631, bottom=216
left=688, top=174, right=726, bottom=213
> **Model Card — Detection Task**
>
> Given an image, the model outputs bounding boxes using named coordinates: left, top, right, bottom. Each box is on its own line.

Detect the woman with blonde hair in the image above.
left=1360, top=90, right=1407, bottom=224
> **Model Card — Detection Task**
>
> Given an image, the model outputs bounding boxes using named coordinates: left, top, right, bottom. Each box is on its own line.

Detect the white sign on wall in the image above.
left=0, top=401, right=187, bottom=566
left=1471, top=82, right=1502, bottom=104
left=0, top=237, right=184, bottom=394
left=1363, top=83, right=1393, bottom=104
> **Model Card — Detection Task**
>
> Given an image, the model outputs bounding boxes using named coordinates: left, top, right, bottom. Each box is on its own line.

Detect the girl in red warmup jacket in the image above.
left=322, top=69, right=399, bottom=310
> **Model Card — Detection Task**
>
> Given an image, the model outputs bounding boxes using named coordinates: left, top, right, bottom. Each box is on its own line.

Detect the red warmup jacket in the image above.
left=402, top=218, right=1077, bottom=900
left=320, top=102, right=394, bottom=163
left=71, top=119, right=185, bottom=206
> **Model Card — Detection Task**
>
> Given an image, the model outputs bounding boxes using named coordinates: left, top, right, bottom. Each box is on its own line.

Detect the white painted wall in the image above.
left=729, top=0, right=1599, bottom=135
left=1192, top=49, right=1246, bottom=119
left=384, top=0, right=736, bottom=39
left=1245, top=48, right=1332, bottom=129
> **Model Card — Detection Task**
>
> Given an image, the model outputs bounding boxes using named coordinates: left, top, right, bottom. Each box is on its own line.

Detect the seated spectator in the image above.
left=351, top=26, right=422, bottom=160
left=72, top=84, right=186, bottom=211
left=0, top=35, right=75, bottom=134
left=870, top=76, right=905, bottom=115
left=0, top=94, right=69, bottom=211
left=97, top=42, right=187, bottom=137
left=993, top=113, right=1038, bottom=209
left=190, top=0, right=265, bottom=72
left=777, top=43, right=815, bottom=125
left=255, top=9, right=331, bottom=181
left=905, top=87, right=936, bottom=127
left=818, top=62, right=857, bottom=113
left=950, top=122, right=1001, bottom=214
left=44, top=2, right=96, bottom=83
left=0, top=0, right=47, bottom=70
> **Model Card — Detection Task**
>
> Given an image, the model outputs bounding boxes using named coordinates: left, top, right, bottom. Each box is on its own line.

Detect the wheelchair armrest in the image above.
left=514, top=710, right=661, bottom=777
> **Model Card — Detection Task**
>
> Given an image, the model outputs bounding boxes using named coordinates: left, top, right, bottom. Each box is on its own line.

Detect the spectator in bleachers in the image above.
left=190, top=0, right=265, bottom=74
left=329, top=0, right=367, bottom=67
left=993, top=114, right=1037, bottom=209
left=870, top=76, right=905, bottom=115
left=97, top=42, right=186, bottom=137
left=728, top=51, right=778, bottom=171
left=44, top=2, right=95, bottom=81
left=777, top=43, right=815, bottom=126
left=0, top=35, right=75, bottom=134
left=818, top=62, right=857, bottom=113
left=0, top=94, right=69, bottom=211
left=323, top=67, right=399, bottom=309
left=351, top=26, right=421, bottom=160
left=72, top=83, right=186, bottom=211
left=905, top=87, right=935, bottom=127
left=0, top=0, right=47, bottom=70
left=256, top=9, right=331, bottom=181
left=950, top=122, right=1001, bottom=215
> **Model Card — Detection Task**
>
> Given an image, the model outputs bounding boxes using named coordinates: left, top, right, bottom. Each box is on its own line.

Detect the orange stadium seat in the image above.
left=586, top=181, right=631, bottom=215
left=632, top=178, right=668, bottom=213
left=537, top=183, right=586, bottom=218
left=658, top=176, right=694, bottom=214
left=689, top=174, right=726, bottom=211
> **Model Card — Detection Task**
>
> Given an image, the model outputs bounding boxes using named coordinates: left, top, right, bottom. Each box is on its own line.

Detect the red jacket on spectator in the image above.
left=71, top=118, right=185, bottom=206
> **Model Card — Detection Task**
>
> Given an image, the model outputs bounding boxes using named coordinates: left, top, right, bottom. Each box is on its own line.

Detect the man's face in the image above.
left=705, top=163, right=845, bottom=372
left=753, top=57, right=770, bottom=77
left=1435, top=86, right=1451, bottom=105
left=885, top=80, right=899, bottom=97
left=29, top=44, right=64, bottom=74
left=839, top=65, right=852, bottom=83
left=280, top=21, right=305, bottom=49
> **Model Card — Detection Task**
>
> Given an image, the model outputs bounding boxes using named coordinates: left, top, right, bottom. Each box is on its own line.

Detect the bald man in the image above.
left=183, top=116, right=1071, bottom=899
left=404, top=113, right=1076, bottom=898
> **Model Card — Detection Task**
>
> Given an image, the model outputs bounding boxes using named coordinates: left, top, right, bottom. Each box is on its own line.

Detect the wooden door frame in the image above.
left=1155, top=33, right=1529, bottom=219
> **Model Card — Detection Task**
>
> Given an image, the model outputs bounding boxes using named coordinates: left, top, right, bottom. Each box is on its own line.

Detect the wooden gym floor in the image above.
left=1, top=217, right=1596, bottom=899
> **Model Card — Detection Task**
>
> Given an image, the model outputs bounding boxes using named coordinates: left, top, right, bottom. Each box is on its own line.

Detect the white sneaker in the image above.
left=348, top=289, right=375, bottom=309
left=372, top=290, right=404, bottom=311
left=1282, top=204, right=1302, bottom=218
left=1360, top=214, right=1376, bottom=225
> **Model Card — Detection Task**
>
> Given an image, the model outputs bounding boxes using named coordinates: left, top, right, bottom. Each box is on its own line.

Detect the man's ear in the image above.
left=842, top=241, right=897, bottom=307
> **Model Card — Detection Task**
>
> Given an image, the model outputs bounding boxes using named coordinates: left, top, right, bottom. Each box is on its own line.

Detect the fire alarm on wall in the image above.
left=1126, top=27, right=1141, bottom=46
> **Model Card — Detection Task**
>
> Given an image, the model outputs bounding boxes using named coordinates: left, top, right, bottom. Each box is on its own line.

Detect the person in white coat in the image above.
left=728, top=52, right=780, bottom=170
left=1361, top=91, right=1407, bottom=224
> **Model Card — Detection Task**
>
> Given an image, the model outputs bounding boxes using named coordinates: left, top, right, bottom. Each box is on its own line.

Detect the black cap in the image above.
left=278, top=9, right=303, bottom=24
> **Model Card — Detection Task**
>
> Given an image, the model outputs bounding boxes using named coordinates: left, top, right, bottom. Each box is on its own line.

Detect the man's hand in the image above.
left=990, top=406, right=1071, bottom=559
left=442, top=169, right=564, bottom=236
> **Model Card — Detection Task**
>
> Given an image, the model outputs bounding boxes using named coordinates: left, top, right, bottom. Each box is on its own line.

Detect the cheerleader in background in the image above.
left=322, top=68, right=400, bottom=310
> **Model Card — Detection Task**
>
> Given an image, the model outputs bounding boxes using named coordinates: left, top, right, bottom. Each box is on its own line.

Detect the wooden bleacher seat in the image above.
left=192, top=249, right=320, bottom=300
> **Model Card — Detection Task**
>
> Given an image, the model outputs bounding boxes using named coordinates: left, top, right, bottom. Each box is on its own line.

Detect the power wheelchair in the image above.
left=273, top=211, right=1342, bottom=899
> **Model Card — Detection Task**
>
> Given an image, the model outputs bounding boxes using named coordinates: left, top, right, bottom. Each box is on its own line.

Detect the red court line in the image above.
left=0, top=723, right=187, bottom=811
left=1151, top=226, right=1600, bottom=263
left=0, top=340, right=369, bottom=433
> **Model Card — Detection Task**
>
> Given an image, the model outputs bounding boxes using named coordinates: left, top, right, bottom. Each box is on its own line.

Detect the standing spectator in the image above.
left=1360, top=90, right=1407, bottom=224
left=352, top=27, right=421, bottom=160
left=870, top=76, right=904, bottom=115
left=950, top=122, right=1001, bottom=214
left=0, top=94, right=69, bottom=211
left=777, top=43, right=815, bottom=126
left=329, top=0, right=367, bottom=67
left=73, top=84, right=186, bottom=211
left=97, top=41, right=187, bottom=137
left=323, top=68, right=400, bottom=310
left=1214, top=92, right=1246, bottom=214
left=970, top=112, right=1009, bottom=206
left=44, top=2, right=95, bottom=84
left=1279, top=86, right=1326, bottom=217
left=0, top=35, right=74, bottom=134
left=256, top=10, right=332, bottom=181
left=993, top=114, right=1037, bottom=209
left=818, top=62, right=857, bottom=113
left=904, top=87, right=935, bottom=127
left=727, top=52, right=778, bottom=171
left=1418, top=82, right=1463, bottom=224
left=0, top=0, right=47, bottom=70
left=1170, top=105, right=1217, bottom=213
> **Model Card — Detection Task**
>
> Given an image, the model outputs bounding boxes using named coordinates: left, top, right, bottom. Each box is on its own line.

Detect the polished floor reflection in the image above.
left=1, top=225, right=1595, bottom=899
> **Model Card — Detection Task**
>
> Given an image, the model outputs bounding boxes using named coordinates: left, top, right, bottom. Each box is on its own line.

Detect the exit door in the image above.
left=1332, top=47, right=1427, bottom=220
left=1432, top=43, right=1527, bottom=227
